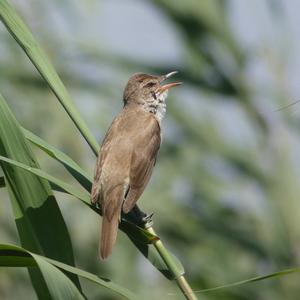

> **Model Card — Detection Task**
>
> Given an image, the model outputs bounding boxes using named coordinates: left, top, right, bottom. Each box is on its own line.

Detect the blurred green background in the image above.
left=1, top=0, right=300, bottom=299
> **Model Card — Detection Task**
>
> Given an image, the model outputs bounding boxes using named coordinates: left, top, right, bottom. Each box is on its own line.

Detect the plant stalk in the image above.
left=147, top=227, right=198, bottom=300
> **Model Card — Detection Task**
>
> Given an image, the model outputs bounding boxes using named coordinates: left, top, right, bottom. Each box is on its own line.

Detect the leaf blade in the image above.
left=23, top=127, right=92, bottom=192
left=0, top=0, right=99, bottom=154
left=0, top=244, right=137, bottom=300
left=0, top=93, right=82, bottom=297
left=194, top=268, right=300, bottom=294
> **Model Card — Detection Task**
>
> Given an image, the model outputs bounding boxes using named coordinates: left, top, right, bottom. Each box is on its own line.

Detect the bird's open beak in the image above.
left=165, top=71, right=179, bottom=79
left=157, top=71, right=182, bottom=93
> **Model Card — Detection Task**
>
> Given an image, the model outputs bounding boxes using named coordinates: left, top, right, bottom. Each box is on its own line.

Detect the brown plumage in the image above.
left=91, top=72, right=181, bottom=259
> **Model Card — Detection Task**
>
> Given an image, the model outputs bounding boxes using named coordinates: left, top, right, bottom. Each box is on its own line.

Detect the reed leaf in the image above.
left=0, top=243, right=137, bottom=300
left=0, top=93, right=82, bottom=298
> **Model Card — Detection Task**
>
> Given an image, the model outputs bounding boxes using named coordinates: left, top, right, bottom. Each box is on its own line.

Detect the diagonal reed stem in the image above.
left=0, top=0, right=99, bottom=156
left=146, top=227, right=198, bottom=300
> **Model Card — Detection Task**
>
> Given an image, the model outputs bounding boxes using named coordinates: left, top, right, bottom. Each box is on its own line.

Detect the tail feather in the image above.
left=100, top=212, right=120, bottom=259
left=99, top=184, right=124, bottom=260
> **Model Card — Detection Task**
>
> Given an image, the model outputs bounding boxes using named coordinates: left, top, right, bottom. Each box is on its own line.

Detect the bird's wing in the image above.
left=122, top=115, right=161, bottom=213
left=91, top=110, right=133, bottom=259
left=91, top=130, right=111, bottom=204
left=91, top=112, right=126, bottom=204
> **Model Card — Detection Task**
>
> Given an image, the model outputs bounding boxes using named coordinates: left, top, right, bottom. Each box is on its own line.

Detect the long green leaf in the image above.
left=0, top=154, right=183, bottom=279
left=195, top=268, right=300, bottom=294
left=23, top=128, right=92, bottom=192
left=0, top=155, right=91, bottom=205
left=0, top=94, right=82, bottom=298
left=0, top=244, right=136, bottom=300
left=0, top=0, right=99, bottom=155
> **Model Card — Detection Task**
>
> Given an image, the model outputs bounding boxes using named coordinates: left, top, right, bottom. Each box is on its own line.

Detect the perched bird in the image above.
left=91, top=72, right=181, bottom=259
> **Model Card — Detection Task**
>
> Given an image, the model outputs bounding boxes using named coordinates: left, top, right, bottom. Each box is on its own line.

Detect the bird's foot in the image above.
left=141, top=212, right=154, bottom=228
left=124, top=205, right=154, bottom=228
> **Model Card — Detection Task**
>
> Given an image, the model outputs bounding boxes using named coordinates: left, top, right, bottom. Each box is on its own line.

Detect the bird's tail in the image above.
left=99, top=184, right=124, bottom=260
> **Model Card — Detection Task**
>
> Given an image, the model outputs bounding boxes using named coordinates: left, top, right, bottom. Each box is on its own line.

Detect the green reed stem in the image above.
left=0, top=0, right=99, bottom=156
left=147, top=227, right=198, bottom=300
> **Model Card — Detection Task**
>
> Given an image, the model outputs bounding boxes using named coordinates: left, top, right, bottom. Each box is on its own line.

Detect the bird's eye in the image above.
left=144, top=82, right=156, bottom=88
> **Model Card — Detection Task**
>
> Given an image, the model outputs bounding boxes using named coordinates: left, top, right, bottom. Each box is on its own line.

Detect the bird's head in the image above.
left=123, top=71, right=181, bottom=105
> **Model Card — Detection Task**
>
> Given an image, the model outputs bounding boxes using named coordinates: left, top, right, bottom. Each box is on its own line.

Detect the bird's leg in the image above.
left=123, top=205, right=154, bottom=228
left=134, top=205, right=154, bottom=226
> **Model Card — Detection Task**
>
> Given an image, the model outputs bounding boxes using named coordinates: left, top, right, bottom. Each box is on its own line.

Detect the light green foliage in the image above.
left=0, top=92, right=82, bottom=298
left=0, top=244, right=136, bottom=300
